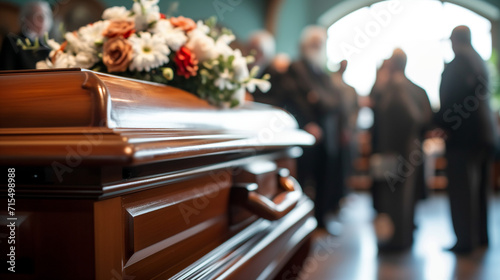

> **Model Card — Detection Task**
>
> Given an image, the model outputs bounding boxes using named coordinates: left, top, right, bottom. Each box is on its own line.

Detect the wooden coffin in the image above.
left=0, top=69, right=316, bottom=280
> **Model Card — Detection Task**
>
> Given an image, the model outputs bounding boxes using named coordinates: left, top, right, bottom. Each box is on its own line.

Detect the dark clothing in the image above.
left=407, top=79, right=433, bottom=201
left=370, top=73, right=426, bottom=249
left=435, top=51, right=496, bottom=148
left=446, top=147, right=491, bottom=249
left=0, top=33, right=50, bottom=70
left=331, top=73, right=359, bottom=207
left=435, top=48, right=496, bottom=251
left=252, top=65, right=286, bottom=107
left=282, top=59, right=343, bottom=227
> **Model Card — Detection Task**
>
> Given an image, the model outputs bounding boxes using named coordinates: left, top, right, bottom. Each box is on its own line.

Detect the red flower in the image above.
left=174, top=46, right=199, bottom=79
left=160, top=13, right=166, bottom=19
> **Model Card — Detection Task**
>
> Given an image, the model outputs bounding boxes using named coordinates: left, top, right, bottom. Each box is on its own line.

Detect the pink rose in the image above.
left=170, top=16, right=196, bottom=32
left=103, top=20, right=135, bottom=39
left=103, top=36, right=133, bottom=72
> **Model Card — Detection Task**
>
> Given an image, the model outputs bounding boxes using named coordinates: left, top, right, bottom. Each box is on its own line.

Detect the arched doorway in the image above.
left=323, top=0, right=495, bottom=110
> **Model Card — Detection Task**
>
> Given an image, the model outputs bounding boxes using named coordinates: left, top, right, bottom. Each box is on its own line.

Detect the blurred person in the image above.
left=248, top=31, right=287, bottom=107
left=270, top=53, right=290, bottom=74
left=281, top=26, right=343, bottom=231
left=252, top=52, right=291, bottom=106
left=247, top=30, right=275, bottom=77
left=435, top=26, right=496, bottom=253
left=370, top=49, right=427, bottom=251
left=0, top=1, right=52, bottom=70
left=331, top=60, right=360, bottom=194
left=409, top=66, right=433, bottom=204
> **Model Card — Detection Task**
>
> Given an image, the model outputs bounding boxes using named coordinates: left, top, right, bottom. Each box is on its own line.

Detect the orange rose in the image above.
left=103, top=20, right=135, bottom=39
left=103, top=36, right=133, bottom=72
left=170, top=16, right=196, bottom=32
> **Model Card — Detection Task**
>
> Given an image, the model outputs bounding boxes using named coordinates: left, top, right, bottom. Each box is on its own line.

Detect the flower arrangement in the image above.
left=35, top=0, right=270, bottom=107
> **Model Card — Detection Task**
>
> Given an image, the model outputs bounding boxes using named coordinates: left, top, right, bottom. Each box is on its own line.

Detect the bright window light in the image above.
left=326, top=0, right=492, bottom=109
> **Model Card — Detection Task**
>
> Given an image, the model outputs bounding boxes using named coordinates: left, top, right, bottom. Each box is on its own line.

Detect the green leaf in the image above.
left=230, top=99, right=239, bottom=108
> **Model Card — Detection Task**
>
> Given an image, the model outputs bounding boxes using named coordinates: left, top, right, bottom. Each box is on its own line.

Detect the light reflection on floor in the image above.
left=300, top=191, right=500, bottom=280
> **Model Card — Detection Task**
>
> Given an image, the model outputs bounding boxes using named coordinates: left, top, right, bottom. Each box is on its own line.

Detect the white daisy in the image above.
left=186, top=31, right=216, bottom=62
left=64, top=32, right=93, bottom=54
left=102, top=6, right=130, bottom=21
left=129, top=32, right=170, bottom=72
left=152, top=19, right=187, bottom=51
left=133, top=0, right=160, bottom=31
left=78, top=20, right=109, bottom=46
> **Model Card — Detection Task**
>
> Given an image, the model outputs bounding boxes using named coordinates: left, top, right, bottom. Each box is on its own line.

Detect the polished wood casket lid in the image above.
left=0, top=69, right=314, bottom=166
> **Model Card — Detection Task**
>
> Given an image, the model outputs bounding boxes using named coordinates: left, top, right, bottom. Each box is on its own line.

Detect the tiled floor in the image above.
left=299, top=191, right=500, bottom=280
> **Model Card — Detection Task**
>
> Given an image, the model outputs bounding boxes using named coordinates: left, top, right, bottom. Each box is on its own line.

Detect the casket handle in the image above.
left=232, top=168, right=302, bottom=221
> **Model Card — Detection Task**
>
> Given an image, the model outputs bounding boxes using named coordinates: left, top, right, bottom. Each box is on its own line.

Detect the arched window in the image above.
left=326, top=0, right=493, bottom=110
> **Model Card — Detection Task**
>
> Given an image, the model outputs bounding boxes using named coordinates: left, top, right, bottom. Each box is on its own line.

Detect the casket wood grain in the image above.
left=0, top=69, right=316, bottom=280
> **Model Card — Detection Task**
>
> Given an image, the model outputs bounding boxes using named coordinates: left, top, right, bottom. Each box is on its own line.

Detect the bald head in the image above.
left=451, top=25, right=472, bottom=46
left=450, top=25, right=473, bottom=54
left=390, top=48, right=407, bottom=73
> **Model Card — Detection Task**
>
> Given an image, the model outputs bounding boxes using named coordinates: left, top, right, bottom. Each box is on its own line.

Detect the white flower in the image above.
left=214, top=37, right=233, bottom=58
left=78, top=20, right=109, bottom=45
left=52, top=51, right=77, bottom=68
left=102, top=6, right=130, bottom=20
left=151, top=18, right=173, bottom=34
left=64, top=32, right=93, bottom=54
left=153, top=19, right=187, bottom=51
left=74, top=51, right=99, bottom=69
left=46, top=39, right=60, bottom=51
left=232, top=49, right=249, bottom=82
left=129, top=32, right=170, bottom=72
left=186, top=31, right=216, bottom=62
left=163, top=28, right=187, bottom=51
left=214, top=69, right=235, bottom=90
left=218, top=33, right=235, bottom=45
left=233, top=87, right=246, bottom=106
left=133, top=0, right=160, bottom=31
left=193, top=20, right=210, bottom=35
left=246, top=79, right=271, bottom=93
left=36, top=60, right=50, bottom=69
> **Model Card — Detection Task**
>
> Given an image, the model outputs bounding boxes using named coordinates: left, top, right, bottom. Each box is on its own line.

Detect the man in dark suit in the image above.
left=370, top=49, right=430, bottom=250
left=435, top=25, right=496, bottom=253
left=331, top=60, right=359, bottom=204
left=0, top=1, right=52, bottom=70
left=281, top=26, right=343, bottom=231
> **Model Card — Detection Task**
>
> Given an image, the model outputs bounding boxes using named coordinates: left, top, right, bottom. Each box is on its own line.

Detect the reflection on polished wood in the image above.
left=300, top=192, right=500, bottom=280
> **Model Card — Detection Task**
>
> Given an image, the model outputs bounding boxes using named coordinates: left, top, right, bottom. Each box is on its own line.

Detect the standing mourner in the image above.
left=370, top=49, right=428, bottom=251
left=0, top=1, right=53, bottom=70
left=435, top=25, right=496, bottom=253
left=283, top=26, right=343, bottom=232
